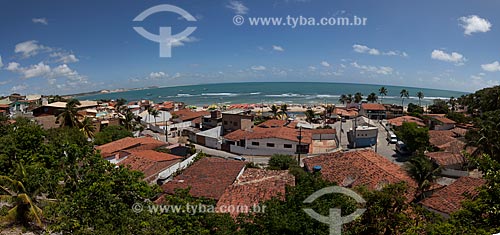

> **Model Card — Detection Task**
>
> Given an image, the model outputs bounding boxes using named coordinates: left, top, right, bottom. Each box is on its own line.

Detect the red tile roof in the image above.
left=224, top=126, right=335, bottom=144
left=96, top=137, right=167, bottom=158
left=161, top=157, right=246, bottom=200
left=216, top=168, right=295, bottom=217
left=258, top=119, right=297, bottom=129
left=388, top=115, right=425, bottom=127
left=361, top=103, right=386, bottom=111
left=425, top=152, right=465, bottom=167
left=118, top=150, right=182, bottom=183
left=434, top=116, right=456, bottom=125
left=420, top=177, right=485, bottom=215
left=335, top=108, right=358, bottom=117
left=429, top=130, right=458, bottom=149
left=303, top=150, right=417, bottom=197
left=172, top=109, right=210, bottom=122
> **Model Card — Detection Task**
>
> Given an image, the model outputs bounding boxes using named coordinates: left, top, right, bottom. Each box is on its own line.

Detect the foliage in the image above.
left=407, top=103, right=423, bottom=114
left=93, top=125, right=133, bottom=145
left=445, top=111, right=471, bottom=124
left=428, top=99, right=449, bottom=114
left=465, top=110, right=500, bottom=159
left=268, top=154, right=297, bottom=170
left=304, top=109, right=316, bottom=123
left=404, top=154, right=441, bottom=200
left=400, top=89, right=409, bottom=108
left=56, top=99, right=81, bottom=128
left=366, top=92, right=377, bottom=103
left=395, top=122, right=429, bottom=152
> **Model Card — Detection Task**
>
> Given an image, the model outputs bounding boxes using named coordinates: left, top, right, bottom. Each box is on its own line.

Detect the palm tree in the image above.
left=304, top=109, right=316, bottom=124
left=354, top=92, right=363, bottom=103
left=400, top=89, right=409, bottom=109
left=448, top=96, right=457, bottom=112
left=79, top=117, right=95, bottom=140
left=280, top=104, right=288, bottom=120
left=379, top=87, right=388, bottom=103
left=339, top=94, right=347, bottom=105
left=122, top=109, right=136, bottom=131
left=346, top=94, right=353, bottom=104
left=115, top=98, right=127, bottom=113
left=404, top=155, right=441, bottom=201
left=416, top=91, right=424, bottom=107
left=150, top=109, right=160, bottom=126
left=270, top=105, right=279, bottom=119
left=0, top=173, right=43, bottom=227
left=56, top=99, right=81, bottom=127
left=367, top=92, right=378, bottom=103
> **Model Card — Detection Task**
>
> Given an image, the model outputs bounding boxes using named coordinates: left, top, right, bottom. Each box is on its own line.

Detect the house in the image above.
left=383, top=104, right=404, bottom=118
left=335, top=107, right=358, bottom=120
left=32, top=100, right=98, bottom=117
left=195, top=126, right=223, bottom=149
left=160, top=157, right=246, bottom=200
left=420, top=177, right=485, bottom=218
left=425, top=114, right=456, bottom=130
left=359, top=103, right=386, bottom=119
left=303, top=149, right=417, bottom=200
left=223, top=125, right=337, bottom=156
left=347, top=116, right=378, bottom=148
left=117, top=149, right=183, bottom=183
left=95, top=137, right=167, bottom=159
left=222, top=109, right=254, bottom=133
left=202, top=110, right=222, bottom=130
left=429, top=130, right=463, bottom=150
left=216, top=168, right=295, bottom=217
left=387, top=115, right=425, bottom=128
left=425, top=152, right=466, bottom=171
left=0, top=104, right=10, bottom=116
left=171, top=109, right=210, bottom=128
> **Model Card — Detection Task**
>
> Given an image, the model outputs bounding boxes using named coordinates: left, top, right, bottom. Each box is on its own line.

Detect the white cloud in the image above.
left=32, top=18, right=48, bottom=25
left=0, top=55, right=3, bottom=68
left=481, top=61, right=500, bottom=72
left=15, top=40, right=51, bottom=58
left=51, top=64, right=85, bottom=81
left=11, top=84, right=28, bottom=92
left=431, top=50, right=466, bottom=64
left=459, top=15, right=492, bottom=35
left=272, top=45, right=284, bottom=52
left=149, top=72, right=168, bottom=79
left=251, top=65, right=266, bottom=71
left=351, top=62, right=393, bottom=75
left=50, top=52, right=79, bottom=63
left=226, top=1, right=249, bottom=14
left=6, top=62, right=20, bottom=71
left=353, top=44, right=408, bottom=57
left=320, top=61, right=330, bottom=67
left=170, top=36, right=199, bottom=47
left=22, top=62, right=52, bottom=79
left=353, top=44, right=380, bottom=55
left=308, top=66, right=317, bottom=71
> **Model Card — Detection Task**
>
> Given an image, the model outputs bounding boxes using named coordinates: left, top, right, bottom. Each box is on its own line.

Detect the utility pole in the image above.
left=297, top=126, right=303, bottom=165
left=339, top=115, right=342, bottom=147
left=164, top=112, right=168, bottom=143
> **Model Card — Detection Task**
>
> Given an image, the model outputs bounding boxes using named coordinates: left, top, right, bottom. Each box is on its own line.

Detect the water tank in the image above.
left=313, top=165, right=322, bottom=173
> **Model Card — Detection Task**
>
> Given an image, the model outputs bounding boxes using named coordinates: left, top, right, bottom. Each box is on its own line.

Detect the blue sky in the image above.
left=1, top=0, right=500, bottom=96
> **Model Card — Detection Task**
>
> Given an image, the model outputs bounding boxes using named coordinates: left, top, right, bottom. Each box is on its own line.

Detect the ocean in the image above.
left=78, top=82, right=467, bottom=107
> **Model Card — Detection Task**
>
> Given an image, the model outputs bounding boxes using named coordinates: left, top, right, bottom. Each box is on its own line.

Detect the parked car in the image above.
left=387, top=131, right=398, bottom=144
left=396, top=141, right=410, bottom=155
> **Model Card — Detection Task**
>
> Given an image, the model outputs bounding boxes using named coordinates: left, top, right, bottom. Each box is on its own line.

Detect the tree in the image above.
left=466, top=110, right=500, bottom=159
left=404, top=154, right=441, bottom=200
left=121, top=109, right=136, bottom=131
left=93, top=125, right=133, bottom=145
left=0, top=171, right=43, bottom=227
left=354, top=92, right=363, bottom=103
left=149, top=108, right=160, bottom=126
left=280, top=104, right=288, bottom=120
left=400, top=89, right=409, bottom=109
left=304, top=109, right=316, bottom=124
left=395, top=122, right=429, bottom=152
left=79, top=117, right=95, bottom=140
left=115, top=98, right=127, bottom=113
left=268, top=154, right=298, bottom=170
left=379, top=87, right=388, bottom=103
left=270, top=105, right=279, bottom=119
left=339, top=94, right=347, bottom=105
left=417, top=91, right=424, bottom=107
left=407, top=103, right=424, bottom=114
left=429, top=99, right=449, bottom=114
left=367, top=92, right=378, bottom=103
left=448, top=96, right=457, bottom=112
left=56, top=99, right=81, bottom=127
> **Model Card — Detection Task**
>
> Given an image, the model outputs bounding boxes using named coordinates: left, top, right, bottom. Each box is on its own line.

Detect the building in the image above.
left=32, top=100, right=98, bottom=117
left=303, top=149, right=417, bottom=200
left=359, top=103, right=386, bottom=119
left=420, top=177, right=485, bottom=218
left=347, top=116, right=378, bottom=148
left=425, top=114, right=456, bottom=130
left=95, top=137, right=167, bottom=159
left=202, top=110, right=222, bottom=130
left=160, top=157, right=246, bottom=200
left=216, top=168, right=295, bottom=217
left=171, top=109, right=210, bottom=128
left=195, top=126, right=223, bottom=149
left=222, top=110, right=254, bottom=133
left=383, top=104, right=404, bottom=118
left=0, top=104, right=10, bottom=116
left=117, top=150, right=183, bottom=183
left=387, top=115, right=425, bottom=128
left=223, top=124, right=337, bottom=156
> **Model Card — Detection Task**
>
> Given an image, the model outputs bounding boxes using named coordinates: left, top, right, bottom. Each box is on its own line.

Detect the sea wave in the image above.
left=265, top=93, right=306, bottom=97
left=201, top=93, right=239, bottom=96
left=316, top=94, right=341, bottom=98
left=249, top=92, right=262, bottom=95
left=176, top=94, right=197, bottom=97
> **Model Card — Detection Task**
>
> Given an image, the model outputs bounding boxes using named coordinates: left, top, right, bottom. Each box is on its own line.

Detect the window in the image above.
left=233, top=122, right=237, bottom=126
left=224, top=121, right=228, bottom=125
left=284, top=144, right=292, bottom=149
left=267, top=143, right=275, bottom=147
left=252, top=142, right=259, bottom=146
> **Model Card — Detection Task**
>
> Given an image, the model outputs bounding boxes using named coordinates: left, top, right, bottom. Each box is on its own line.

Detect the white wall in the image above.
left=156, top=152, right=199, bottom=182
left=230, top=137, right=299, bottom=156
